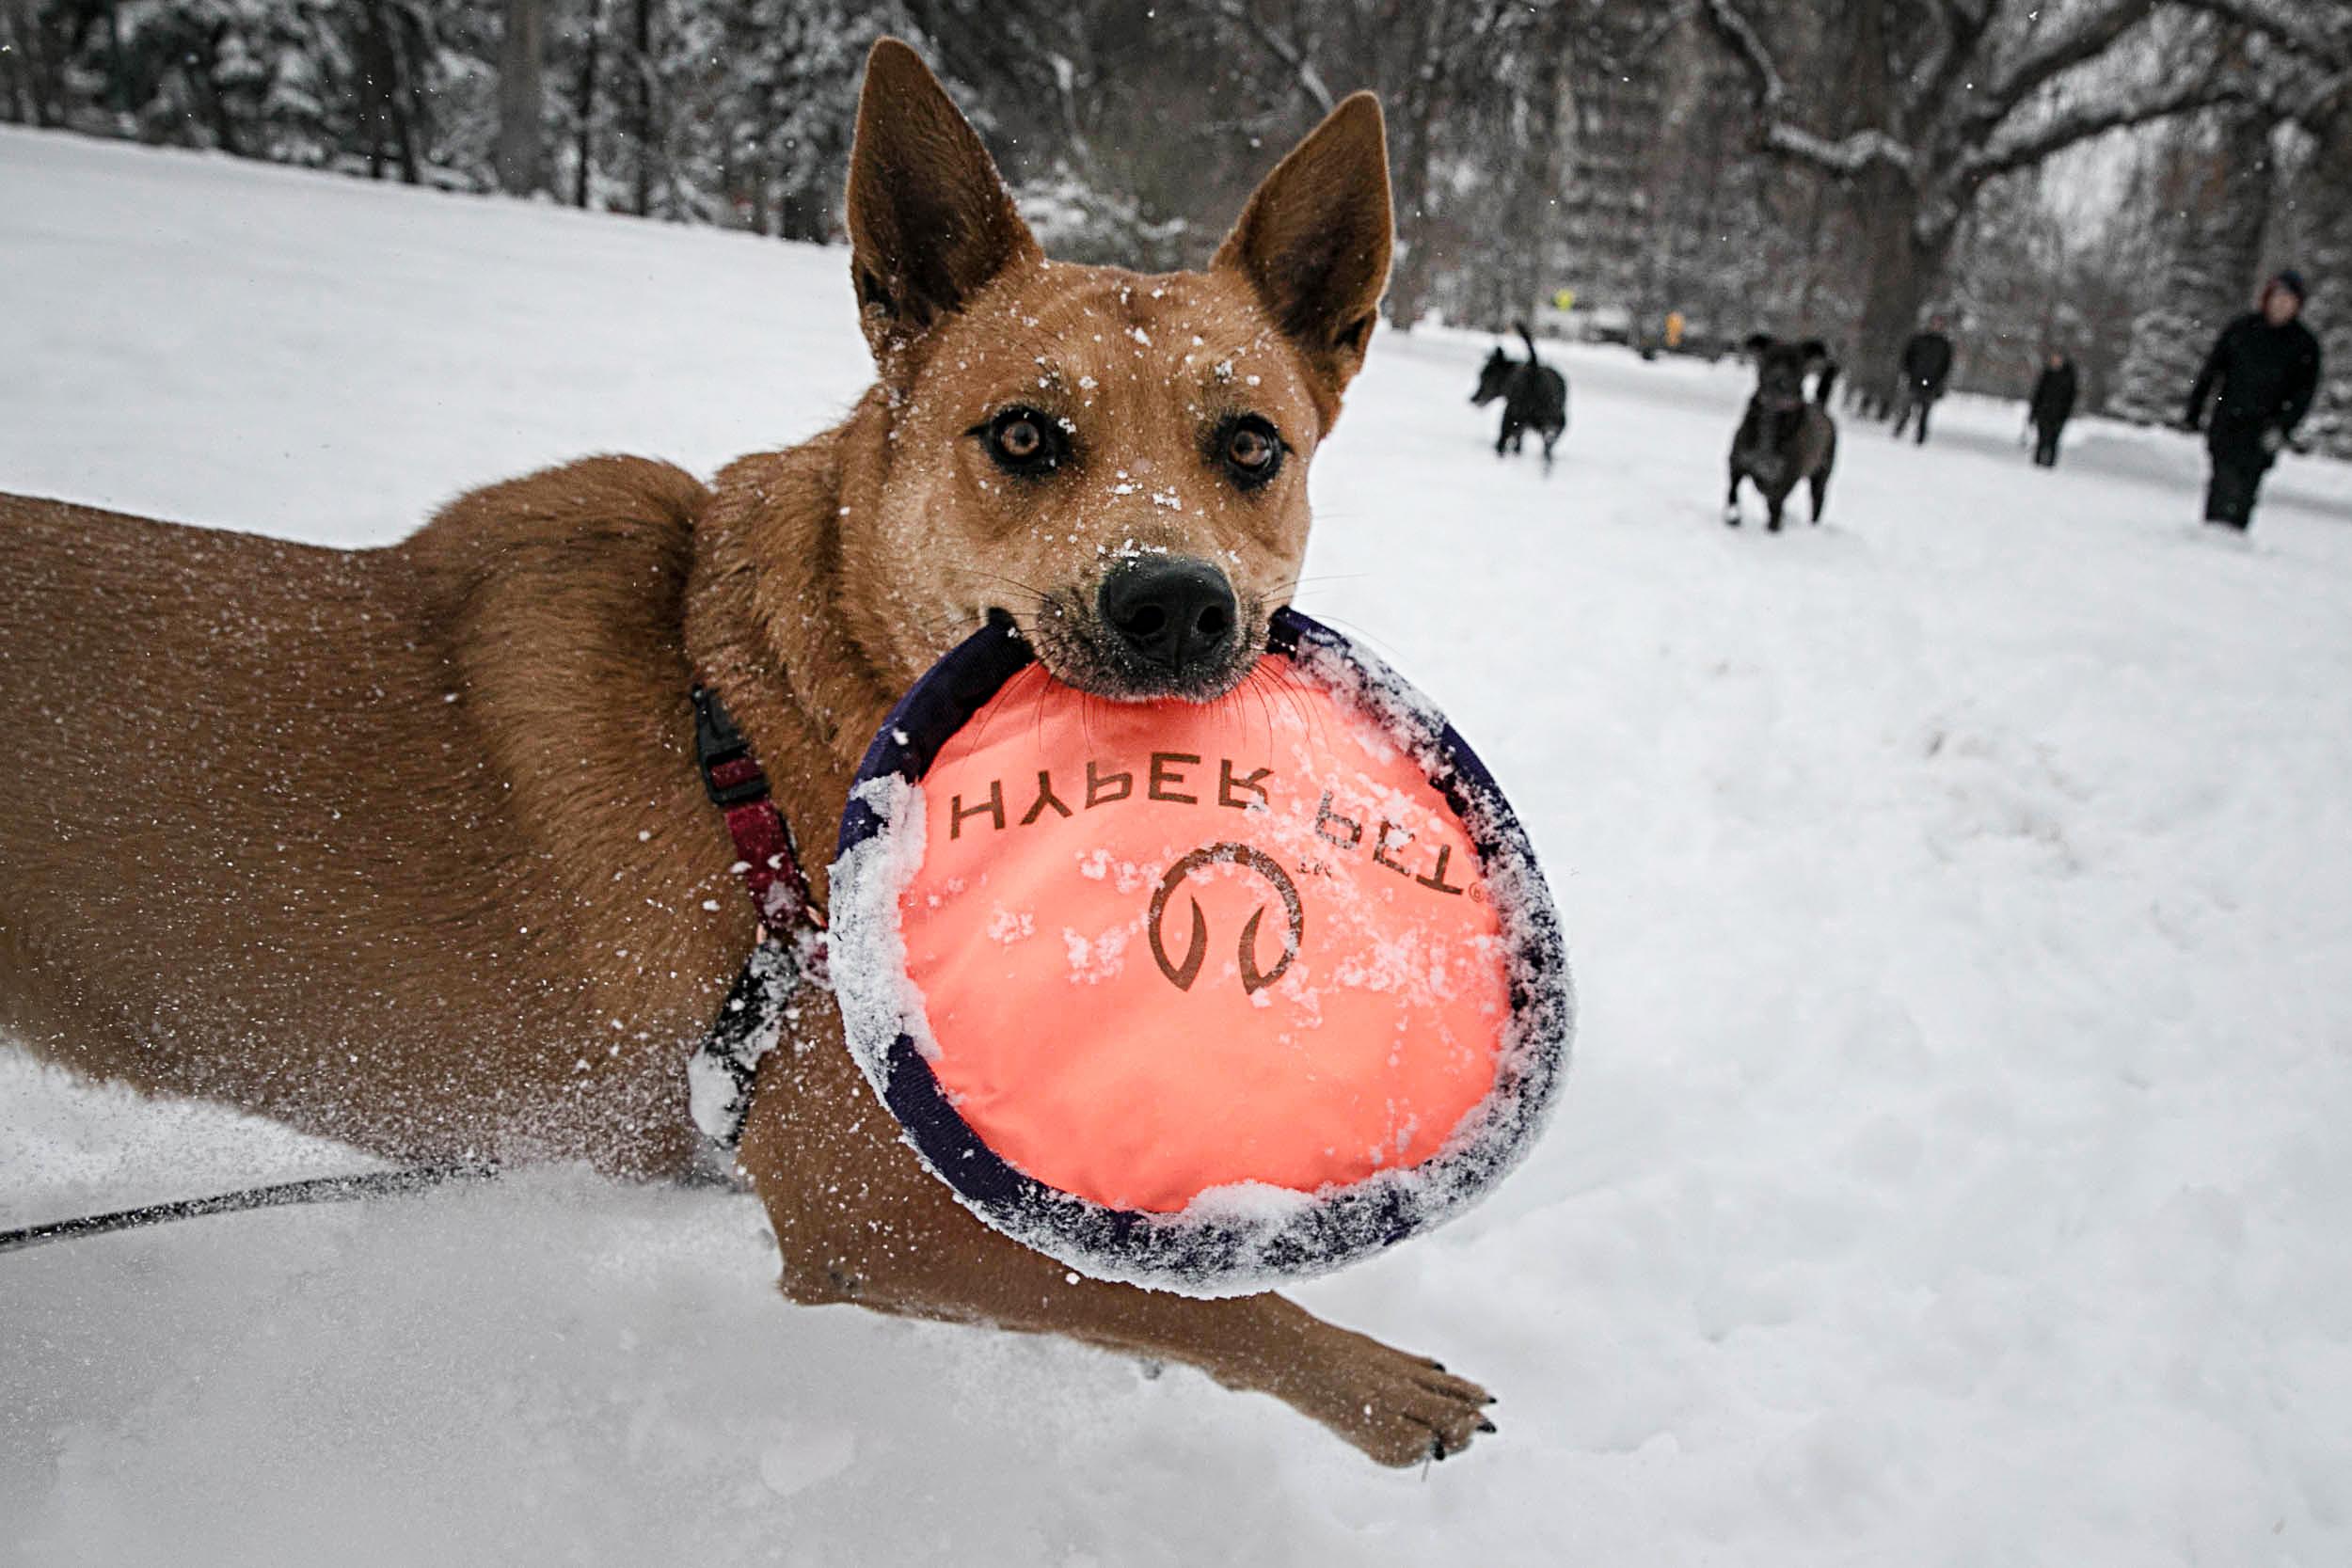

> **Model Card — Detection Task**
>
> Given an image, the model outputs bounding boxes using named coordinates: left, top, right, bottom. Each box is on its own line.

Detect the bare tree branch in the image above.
left=1934, top=0, right=1990, bottom=33
left=1693, top=0, right=1788, bottom=108
left=2293, top=67, right=2352, bottom=127
left=1909, top=0, right=2007, bottom=133
left=1959, top=74, right=2252, bottom=191
left=1209, top=0, right=1334, bottom=115
left=1767, top=124, right=1915, bottom=173
left=1695, top=0, right=1915, bottom=179
left=2169, top=0, right=2350, bottom=67
left=1619, top=0, right=1701, bottom=74
left=1976, top=0, right=2160, bottom=132
left=2171, top=0, right=2352, bottom=128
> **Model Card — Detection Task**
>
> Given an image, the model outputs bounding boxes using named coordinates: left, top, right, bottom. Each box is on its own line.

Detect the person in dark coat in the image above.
left=2027, top=351, right=2078, bottom=467
left=2184, top=270, right=2322, bottom=531
left=1891, top=315, right=1955, bottom=444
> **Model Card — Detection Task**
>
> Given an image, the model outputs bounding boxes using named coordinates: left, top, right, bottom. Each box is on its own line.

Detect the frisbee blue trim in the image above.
left=831, top=608, right=1572, bottom=1295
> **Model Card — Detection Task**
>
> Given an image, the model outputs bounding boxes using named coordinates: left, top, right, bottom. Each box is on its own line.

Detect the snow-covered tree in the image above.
left=495, top=0, right=546, bottom=194
left=2279, top=103, right=2352, bottom=456
left=4, top=0, right=2344, bottom=415
left=2109, top=103, right=2280, bottom=426
left=1695, top=0, right=2283, bottom=411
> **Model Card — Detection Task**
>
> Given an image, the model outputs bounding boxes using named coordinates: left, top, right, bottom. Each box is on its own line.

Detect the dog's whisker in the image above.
left=968, top=570, right=1057, bottom=606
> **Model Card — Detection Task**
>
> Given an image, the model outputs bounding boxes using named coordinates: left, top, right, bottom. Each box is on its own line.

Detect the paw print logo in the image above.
left=1147, top=842, right=1305, bottom=995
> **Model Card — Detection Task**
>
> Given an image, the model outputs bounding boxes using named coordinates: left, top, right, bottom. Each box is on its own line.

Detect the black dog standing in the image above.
left=1727, top=335, right=1839, bottom=531
left=1471, top=324, right=1569, bottom=470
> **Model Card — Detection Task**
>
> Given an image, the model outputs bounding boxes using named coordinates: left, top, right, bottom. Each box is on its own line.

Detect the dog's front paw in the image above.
left=1266, top=1322, right=1496, bottom=1465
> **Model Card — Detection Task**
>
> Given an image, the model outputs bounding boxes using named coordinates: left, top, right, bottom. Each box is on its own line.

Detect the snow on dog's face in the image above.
left=838, top=42, right=1392, bottom=703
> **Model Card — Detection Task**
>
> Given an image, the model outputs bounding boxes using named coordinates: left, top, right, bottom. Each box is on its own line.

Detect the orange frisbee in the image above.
left=829, top=610, right=1570, bottom=1295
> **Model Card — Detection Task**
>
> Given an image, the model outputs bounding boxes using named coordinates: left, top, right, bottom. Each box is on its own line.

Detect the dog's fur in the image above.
left=1726, top=334, right=1838, bottom=531
left=1470, top=324, right=1568, bottom=469
left=0, top=42, right=1500, bottom=1465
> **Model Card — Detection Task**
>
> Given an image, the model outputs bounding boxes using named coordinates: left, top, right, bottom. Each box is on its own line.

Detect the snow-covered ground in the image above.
left=6, top=128, right=2352, bottom=1567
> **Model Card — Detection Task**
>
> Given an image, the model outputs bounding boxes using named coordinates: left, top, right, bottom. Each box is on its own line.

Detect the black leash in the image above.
left=0, top=1161, right=501, bottom=1257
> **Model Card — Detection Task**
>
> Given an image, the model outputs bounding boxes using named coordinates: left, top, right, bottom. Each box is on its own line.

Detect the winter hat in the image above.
left=2272, top=268, right=2308, bottom=302
left=827, top=609, right=1572, bottom=1296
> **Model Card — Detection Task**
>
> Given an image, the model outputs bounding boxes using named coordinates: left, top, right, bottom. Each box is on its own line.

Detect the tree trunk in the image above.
left=496, top=0, right=547, bottom=196
left=2, top=0, right=61, bottom=127
left=391, top=7, right=423, bottom=185
left=364, top=69, right=387, bottom=181
left=357, top=0, right=405, bottom=180
left=2, top=0, right=56, bottom=128
left=1794, top=174, right=1831, bottom=329
left=103, top=1, right=130, bottom=119
left=1380, top=0, right=1454, bottom=331
left=573, top=0, right=601, bottom=209
left=1500, top=15, right=1570, bottom=327
left=2109, top=103, right=2277, bottom=426
left=1382, top=98, right=1438, bottom=328
left=2299, top=106, right=2352, bottom=459
left=0, top=5, right=22, bottom=124
left=188, top=28, right=244, bottom=157
left=1849, top=166, right=1929, bottom=417
left=1841, top=0, right=1914, bottom=415
left=630, top=0, right=653, bottom=216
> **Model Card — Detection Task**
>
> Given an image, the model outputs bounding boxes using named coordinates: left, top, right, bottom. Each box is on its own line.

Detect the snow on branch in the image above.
left=1210, top=1, right=1336, bottom=115
left=1929, top=0, right=2002, bottom=68
left=2292, top=67, right=2352, bottom=125
left=2170, top=0, right=2350, bottom=69
left=1766, top=124, right=1915, bottom=174
left=1695, top=0, right=1787, bottom=107
left=1911, top=0, right=2005, bottom=129
left=2178, top=0, right=2352, bottom=128
left=1959, top=74, right=2251, bottom=190
left=1696, top=0, right=1916, bottom=180
left=1978, top=0, right=2161, bottom=130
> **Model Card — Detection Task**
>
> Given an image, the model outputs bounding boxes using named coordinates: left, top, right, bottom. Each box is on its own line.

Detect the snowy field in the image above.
left=6, top=127, right=2352, bottom=1566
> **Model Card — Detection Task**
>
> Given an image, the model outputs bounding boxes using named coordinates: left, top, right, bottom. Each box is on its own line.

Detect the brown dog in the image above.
left=0, top=41, right=1498, bottom=1464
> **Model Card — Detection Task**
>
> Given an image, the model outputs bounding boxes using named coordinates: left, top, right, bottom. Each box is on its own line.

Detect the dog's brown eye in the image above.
left=1217, top=415, right=1284, bottom=489
left=998, top=418, right=1042, bottom=461
left=976, top=406, right=1066, bottom=476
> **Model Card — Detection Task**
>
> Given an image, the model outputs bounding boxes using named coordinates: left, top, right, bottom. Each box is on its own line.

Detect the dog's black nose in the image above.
left=1099, top=559, right=1238, bottom=676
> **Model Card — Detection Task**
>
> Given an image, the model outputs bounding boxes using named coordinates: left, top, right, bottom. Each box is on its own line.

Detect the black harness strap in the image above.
left=685, top=684, right=832, bottom=1150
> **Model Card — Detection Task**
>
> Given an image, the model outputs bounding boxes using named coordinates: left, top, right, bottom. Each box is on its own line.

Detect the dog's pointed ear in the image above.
left=1744, top=332, right=1774, bottom=356
left=1213, top=92, right=1393, bottom=400
left=1798, top=337, right=1829, bottom=363
left=846, top=39, right=1041, bottom=367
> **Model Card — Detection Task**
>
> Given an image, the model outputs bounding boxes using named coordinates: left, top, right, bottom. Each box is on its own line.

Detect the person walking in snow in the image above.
left=1890, top=315, right=1955, bottom=445
left=2183, top=270, right=2322, bottom=531
left=2027, top=351, right=2078, bottom=468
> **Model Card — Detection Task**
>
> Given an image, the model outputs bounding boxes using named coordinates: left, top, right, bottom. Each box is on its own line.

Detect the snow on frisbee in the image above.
left=829, top=608, right=1572, bottom=1296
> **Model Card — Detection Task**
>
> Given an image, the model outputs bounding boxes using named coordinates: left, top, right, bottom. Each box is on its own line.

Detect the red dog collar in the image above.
left=686, top=685, right=830, bottom=1149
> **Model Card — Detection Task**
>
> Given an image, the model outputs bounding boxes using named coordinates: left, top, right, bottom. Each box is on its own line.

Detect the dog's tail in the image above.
left=1814, top=362, right=1841, bottom=405
left=1515, top=321, right=1542, bottom=365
